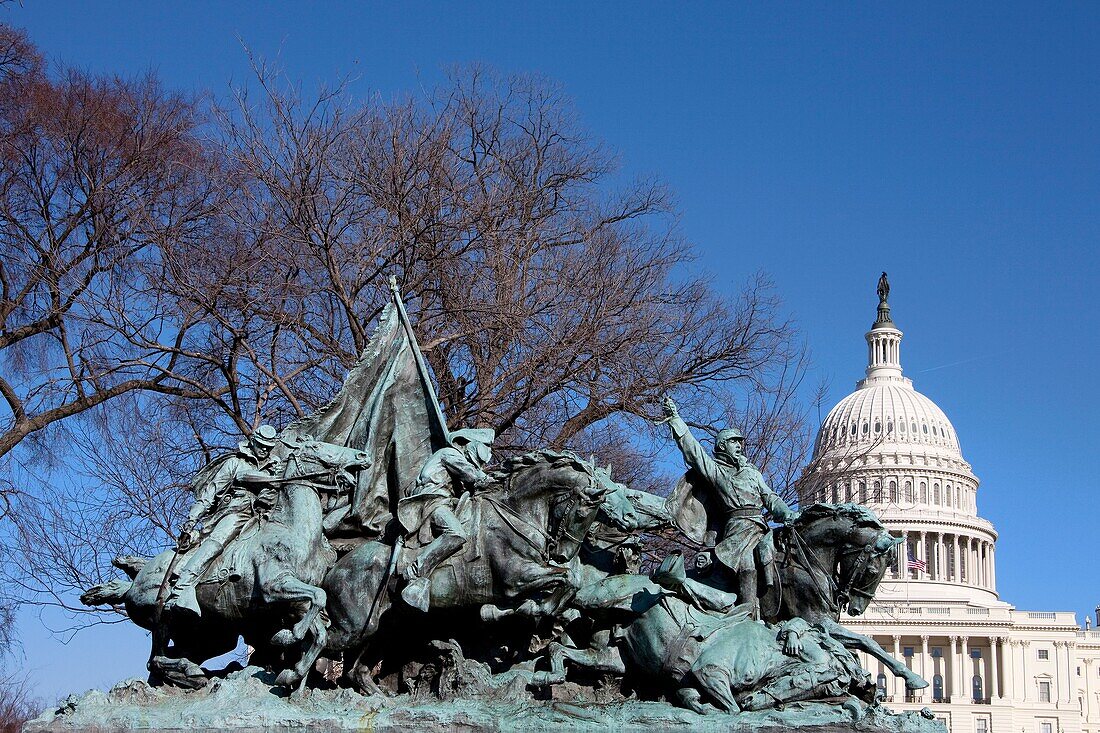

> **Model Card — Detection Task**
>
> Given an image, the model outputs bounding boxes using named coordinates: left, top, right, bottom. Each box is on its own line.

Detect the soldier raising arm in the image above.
left=661, top=397, right=797, bottom=619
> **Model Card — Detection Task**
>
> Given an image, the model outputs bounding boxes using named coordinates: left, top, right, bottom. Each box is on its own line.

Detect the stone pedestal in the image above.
left=25, top=668, right=944, bottom=733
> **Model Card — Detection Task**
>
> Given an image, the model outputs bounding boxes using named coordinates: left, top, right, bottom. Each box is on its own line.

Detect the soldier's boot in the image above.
left=737, top=567, right=761, bottom=621
left=653, top=553, right=739, bottom=613
left=401, top=533, right=464, bottom=612
left=165, top=538, right=225, bottom=618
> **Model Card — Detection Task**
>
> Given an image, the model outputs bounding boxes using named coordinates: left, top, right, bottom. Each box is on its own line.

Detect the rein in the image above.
left=484, top=460, right=603, bottom=561
left=480, top=494, right=552, bottom=558
left=782, top=516, right=884, bottom=614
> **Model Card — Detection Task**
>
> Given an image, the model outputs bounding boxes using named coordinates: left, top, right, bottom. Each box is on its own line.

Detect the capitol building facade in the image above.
left=798, top=279, right=1100, bottom=733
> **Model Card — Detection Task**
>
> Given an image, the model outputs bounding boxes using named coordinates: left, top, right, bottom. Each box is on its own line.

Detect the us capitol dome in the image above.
left=798, top=274, right=1100, bottom=733
left=800, top=274, right=998, bottom=604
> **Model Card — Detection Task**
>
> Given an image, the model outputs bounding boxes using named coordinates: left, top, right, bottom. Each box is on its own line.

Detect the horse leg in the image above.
left=263, top=574, right=328, bottom=689
left=537, top=635, right=626, bottom=685
left=821, top=618, right=927, bottom=690
left=267, top=575, right=327, bottom=647
left=675, top=686, right=713, bottom=715
left=287, top=615, right=328, bottom=698
left=692, top=663, right=741, bottom=713
left=344, top=646, right=387, bottom=696
left=737, top=665, right=847, bottom=712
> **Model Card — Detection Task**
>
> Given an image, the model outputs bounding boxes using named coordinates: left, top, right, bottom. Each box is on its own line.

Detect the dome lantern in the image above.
left=861, top=272, right=905, bottom=387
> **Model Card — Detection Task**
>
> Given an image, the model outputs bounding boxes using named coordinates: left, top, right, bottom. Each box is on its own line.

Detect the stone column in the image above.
left=1016, top=638, right=1025, bottom=699
left=961, top=636, right=970, bottom=702
left=921, top=635, right=930, bottom=699
left=893, top=635, right=903, bottom=700
left=919, top=531, right=928, bottom=578
left=949, top=636, right=959, bottom=701
left=976, top=541, right=984, bottom=587
left=952, top=534, right=960, bottom=581
left=981, top=541, right=989, bottom=587
left=989, top=544, right=996, bottom=590
left=897, top=531, right=907, bottom=580
left=1054, top=641, right=1064, bottom=704
left=990, top=636, right=1001, bottom=700
left=1085, top=658, right=1094, bottom=723
left=1008, top=640, right=1019, bottom=700
left=1064, top=641, right=1076, bottom=705
left=936, top=533, right=944, bottom=579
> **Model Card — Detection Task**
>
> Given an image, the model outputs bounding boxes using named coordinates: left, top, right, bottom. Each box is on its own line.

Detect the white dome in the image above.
left=812, top=382, right=962, bottom=461
left=800, top=276, right=997, bottom=605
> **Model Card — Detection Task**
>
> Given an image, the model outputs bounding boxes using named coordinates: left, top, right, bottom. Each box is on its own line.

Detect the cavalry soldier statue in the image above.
left=398, top=427, right=495, bottom=611
left=661, top=397, right=799, bottom=619
left=166, top=424, right=285, bottom=616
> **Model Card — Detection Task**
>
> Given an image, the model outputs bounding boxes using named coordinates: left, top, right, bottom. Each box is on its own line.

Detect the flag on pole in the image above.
left=907, top=551, right=927, bottom=573
left=285, top=283, right=450, bottom=536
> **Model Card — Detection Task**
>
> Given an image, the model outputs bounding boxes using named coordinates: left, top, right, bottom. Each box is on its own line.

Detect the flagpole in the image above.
left=388, top=275, right=452, bottom=443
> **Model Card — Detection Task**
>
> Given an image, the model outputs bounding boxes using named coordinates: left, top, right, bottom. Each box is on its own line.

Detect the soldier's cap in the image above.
left=451, top=427, right=495, bottom=447
left=716, top=427, right=745, bottom=443
left=250, top=424, right=279, bottom=447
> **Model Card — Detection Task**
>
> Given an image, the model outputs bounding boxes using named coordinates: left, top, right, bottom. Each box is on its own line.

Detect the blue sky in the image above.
left=5, top=2, right=1099, bottom=702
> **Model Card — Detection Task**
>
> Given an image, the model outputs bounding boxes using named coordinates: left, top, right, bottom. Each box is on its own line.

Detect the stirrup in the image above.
left=401, top=577, right=431, bottom=612
left=165, top=585, right=201, bottom=618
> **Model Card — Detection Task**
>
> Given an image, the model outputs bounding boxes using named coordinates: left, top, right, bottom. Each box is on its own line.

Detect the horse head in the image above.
left=789, top=503, right=902, bottom=616
left=495, top=450, right=628, bottom=564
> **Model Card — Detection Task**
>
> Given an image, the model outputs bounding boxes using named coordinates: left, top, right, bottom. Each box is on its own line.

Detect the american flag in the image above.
left=907, top=552, right=927, bottom=573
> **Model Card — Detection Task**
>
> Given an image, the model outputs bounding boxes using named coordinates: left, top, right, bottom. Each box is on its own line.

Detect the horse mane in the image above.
left=489, top=449, right=594, bottom=479
left=797, top=502, right=885, bottom=531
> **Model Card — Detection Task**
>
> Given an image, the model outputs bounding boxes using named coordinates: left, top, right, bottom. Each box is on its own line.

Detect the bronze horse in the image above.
left=773, top=503, right=926, bottom=691
left=322, top=450, right=637, bottom=693
left=80, top=440, right=368, bottom=691
left=543, top=502, right=921, bottom=710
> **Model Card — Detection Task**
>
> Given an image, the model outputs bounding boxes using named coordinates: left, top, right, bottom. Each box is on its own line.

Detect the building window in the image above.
left=933, top=483, right=941, bottom=504
left=920, top=482, right=928, bottom=503
left=1041, top=723, right=1053, bottom=733
left=889, top=480, right=898, bottom=503
left=1039, top=680, right=1051, bottom=702
left=905, top=481, right=913, bottom=502
left=972, top=675, right=984, bottom=702
left=903, top=646, right=914, bottom=658
left=932, top=674, right=944, bottom=702
left=971, top=648, right=982, bottom=659
left=975, top=719, right=988, bottom=733
left=877, top=673, right=887, bottom=695
left=931, top=647, right=943, bottom=658
left=1038, top=648, right=1049, bottom=660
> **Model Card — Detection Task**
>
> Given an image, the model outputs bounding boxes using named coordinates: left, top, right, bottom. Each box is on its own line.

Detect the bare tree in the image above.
left=0, top=24, right=222, bottom=461
left=1, top=52, right=814, bottom=624
left=0, top=670, right=40, bottom=733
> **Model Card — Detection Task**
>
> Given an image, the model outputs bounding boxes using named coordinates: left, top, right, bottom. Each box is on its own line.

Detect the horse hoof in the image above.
left=275, top=669, right=300, bottom=688
left=480, top=605, right=506, bottom=622
left=905, top=675, right=929, bottom=690
left=271, top=629, right=297, bottom=647
left=842, top=698, right=864, bottom=722
left=531, top=672, right=567, bottom=686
